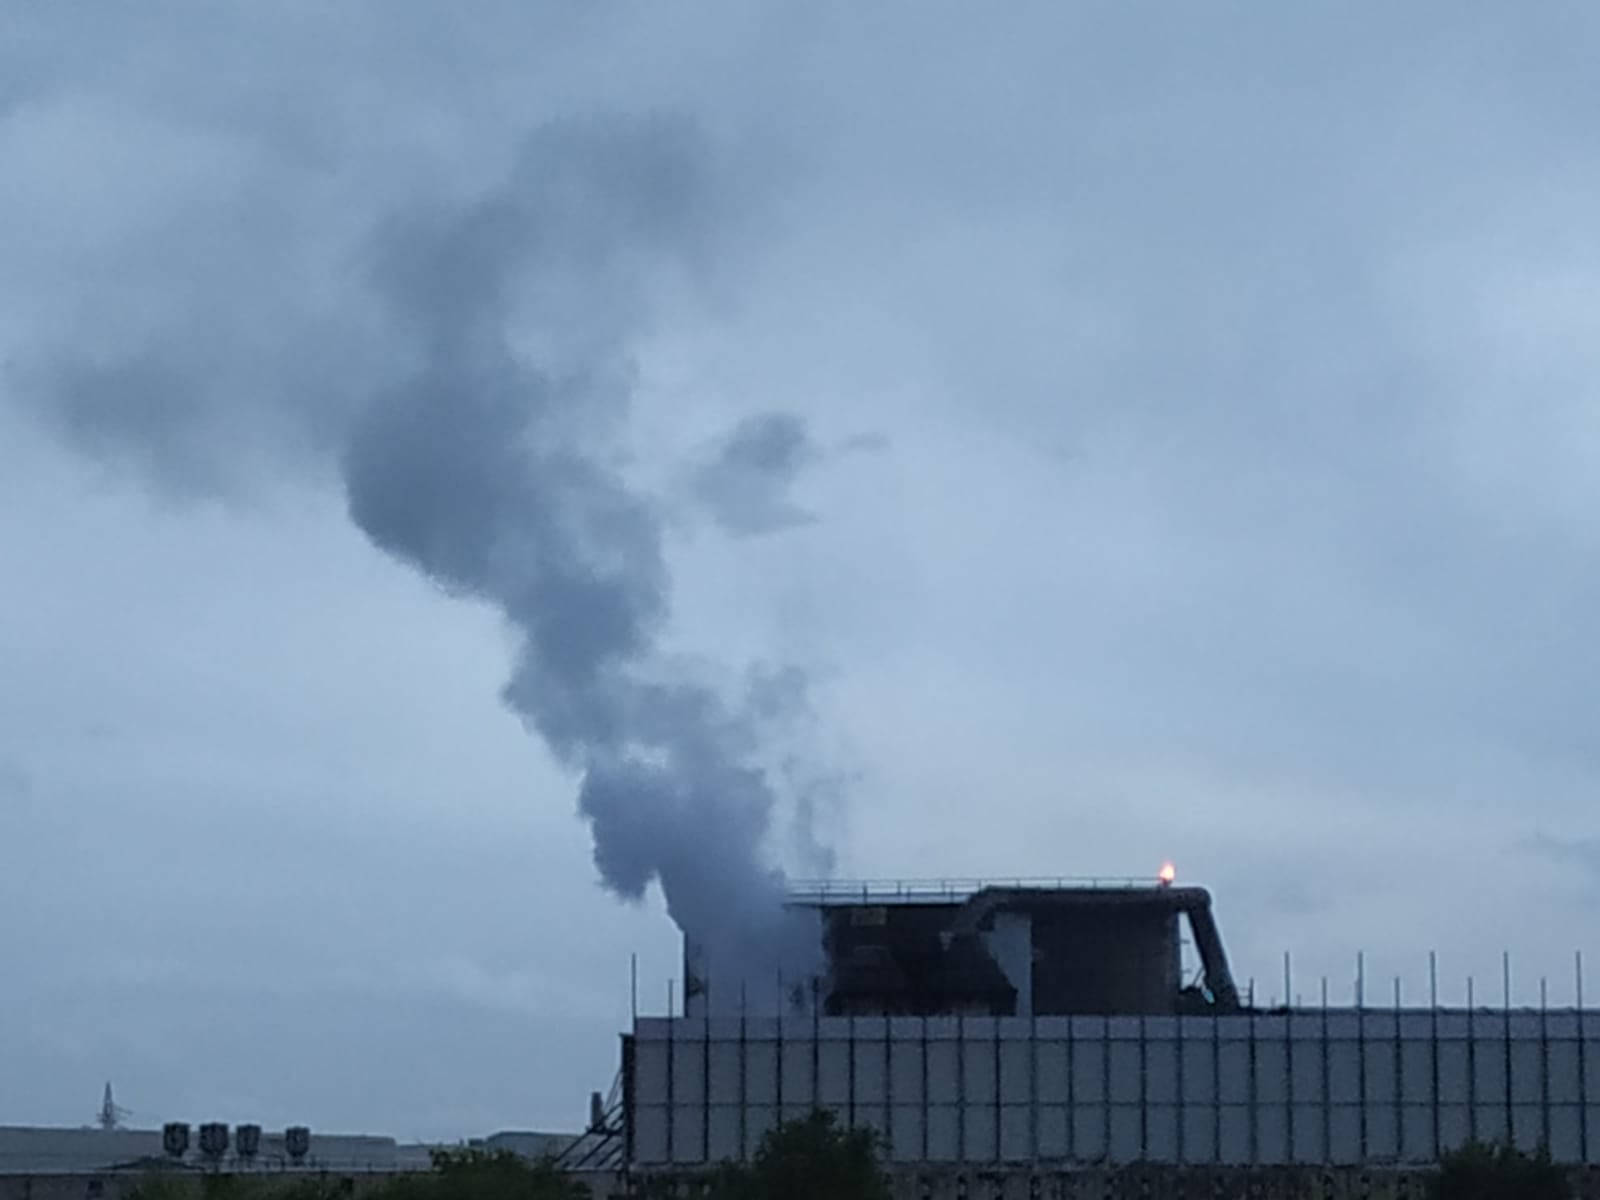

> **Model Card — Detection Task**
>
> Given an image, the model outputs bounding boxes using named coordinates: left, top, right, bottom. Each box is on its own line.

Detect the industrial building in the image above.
left=623, top=875, right=1600, bottom=1173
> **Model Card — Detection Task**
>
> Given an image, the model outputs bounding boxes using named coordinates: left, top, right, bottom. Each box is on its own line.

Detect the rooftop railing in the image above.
left=785, top=876, right=1162, bottom=904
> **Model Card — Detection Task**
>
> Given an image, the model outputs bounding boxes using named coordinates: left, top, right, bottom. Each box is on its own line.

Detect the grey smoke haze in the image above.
left=6, top=0, right=1600, bottom=1140
left=692, top=412, right=821, bottom=537
left=346, top=118, right=828, bottom=989
left=20, top=114, right=832, bottom=993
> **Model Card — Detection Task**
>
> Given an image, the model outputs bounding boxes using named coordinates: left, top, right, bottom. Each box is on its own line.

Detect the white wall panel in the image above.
left=1291, top=1039, right=1323, bottom=1100
left=1511, top=1042, right=1544, bottom=1104
left=1037, top=1042, right=1069, bottom=1103
left=1182, top=1037, right=1216, bottom=1105
left=1146, top=1106, right=1179, bottom=1161
left=926, top=1107, right=959, bottom=1162
left=1328, top=1108, right=1360, bottom=1164
left=1438, top=1105, right=1471, bottom=1152
left=670, top=1107, right=704, bottom=1164
left=1550, top=1042, right=1582, bottom=1103
left=708, top=1042, right=741, bottom=1104
left=671, top=1039, right=705, bottom=1105
left=1474, top=1041, right=1508, bottom=1103
left=743, top=1042, right=777, bottom=1106
left=707, top=1108, right=739, bottom=1162
left=1328, top=1044, right=1361, bottom=1104
left=1141, top=1040, right=1176, bottom=1104
left=634, top=1041, right=669, bottom=1105
left=1255, top=1105, right=1289, bottom=1163
left=779, top=1040, right=814, bottom=1104
left=999, top=1105, right=1031, bottom=1161
left=1217, top=1042, right=1250, bottom=1104
left=1364, top=1041, right=1398, bottom=1105
left=999, top=1040, right=1032, bottom=1104
left=889, top=1107, right=924, bottom=1162
left=742, top=1105, right=775, bottom=1159
left=1512, top=1105, right=1544, bottom=1149
left=1401, top=1040, right=1435, bottom=1104
left=1108, top=1042, right=1141, bottom=1105
left=1072, top=1040, right=1105, bottom=1103
left=890, top=1039, right=924, bottom=1104
left=927, top=1042, right=959, bottom=1098
left=963, top=1038, right=997, bottom=1099
left=1071, top=1108, right=1105, bottom=1160
left=1254, top=1042, right=1288, bottom=1106
left=1037, top=1106, right=1068, bottom=1159
left=964, top=1106, right=997, bottom=1161
left=1181, top=1106, right=1216, bottom=1163
left=633, top=1106, right=668, bottom=1164
left=1107, top=1107, right=1141, bottom=1163
left=1549, top=1106, right=1582, bottom=1162
left=1291, top=1107, right=1323, bottom=1163
left=1401, top=1106, right=1435, bottom=1162
left=817, top=1040, right=850, bottom=1105
left=1218, top=1106, right=1251, bottom=1163
left=1366, top=1105, right=1399, bottom=1159
left=859, top=1041, right=891, bottom=1105
left=635, top=1013, right=1600, bottom=1168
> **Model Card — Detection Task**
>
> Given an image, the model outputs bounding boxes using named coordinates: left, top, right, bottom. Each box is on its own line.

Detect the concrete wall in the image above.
left=629, top=1009, right=1600, bottom=1167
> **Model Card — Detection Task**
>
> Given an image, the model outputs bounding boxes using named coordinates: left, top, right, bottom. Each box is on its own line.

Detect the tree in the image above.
left=1428, top=1140, right=1570, bottom=1200
left=373, top=1147, right=589, bottom=1200
left=706, top=1111, right=890, bottom=1200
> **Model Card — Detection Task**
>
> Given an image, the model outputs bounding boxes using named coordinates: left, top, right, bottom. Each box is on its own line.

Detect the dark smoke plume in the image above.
left=344, top=116, right=825, bottom=1001
left=10, top=114, right=832, bottom=1006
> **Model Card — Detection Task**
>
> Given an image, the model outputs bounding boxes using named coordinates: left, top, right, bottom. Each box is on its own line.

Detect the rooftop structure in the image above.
left=683, top=872, right=1240, bottom=1019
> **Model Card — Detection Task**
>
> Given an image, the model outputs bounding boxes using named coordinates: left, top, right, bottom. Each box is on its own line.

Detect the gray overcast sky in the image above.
left=4, top=1, right=1600, bottom=1140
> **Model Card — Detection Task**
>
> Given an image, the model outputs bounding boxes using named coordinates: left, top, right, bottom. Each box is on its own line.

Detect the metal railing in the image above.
left=785, top=876, right=1161, bottom=904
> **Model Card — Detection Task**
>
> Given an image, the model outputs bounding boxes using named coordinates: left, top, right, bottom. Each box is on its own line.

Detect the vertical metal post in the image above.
left=848, top=1010, right=858, bottom=1132
left=710, top=992, right=716, bottom=1171
left=1503, top=952, right=1514, bottom=1146
left=1285, top=952, right=1296, bottom=1164
left=1577, top=951, right=1588, bottom=1164
left=1321, top=977, right=1331, bottom=1165
left=1247, top=996, right=1259, bottom=1164
left=811, top=978, right=821, bottom=1113
left=1066, top=1011, right=1076, bottom=1163
left=775, top=970, right=785, bottom=1122
left=921, top=1013, right=930, bottom=1163
left=1140, top=1011, right=1150, bottom=1162
left=1212, top=997, right=1222, bottom=1163
left=1467, top=973, right=1480, bottom=1145
left=1430, top=952, right=1440, bottom=1160
left=1357, top=952, right=1368, bottom=1162
left=666, top=991, right=676, bottom=1164
left=1393, top=977, right=1403, bottom=1160
left=1103, top=1011, right=1112, bottom=1161
left=739, top=983, right=748, bottom=1161
left=1540, top=976, right=1551, bottom=1156
left=957, top=1010, right=967, bottom=1163
left=631, top=954, right=639, bottom=1025
left=993, top=1018, right=1002, bottom=1164
left=1176, top=1005, right=1187, bottom=1165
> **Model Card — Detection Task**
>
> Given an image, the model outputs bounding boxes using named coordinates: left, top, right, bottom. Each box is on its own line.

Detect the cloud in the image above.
left=691, top=411, right=822, bottom=537
left=0, top=757, right=31, bottom=799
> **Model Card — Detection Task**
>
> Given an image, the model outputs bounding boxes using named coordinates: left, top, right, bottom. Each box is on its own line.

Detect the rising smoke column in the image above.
left=341, top=116, right=822, bottom=1005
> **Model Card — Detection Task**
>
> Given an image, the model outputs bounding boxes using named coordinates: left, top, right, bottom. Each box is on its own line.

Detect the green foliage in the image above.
left=703, top=1111, right=890, bottom=1200
left=128, top=1147, right=587, bottom=1200
left=376, top=1147, right=589, bottom=1200
left=1427, top=1140, right=1571, bottom=1200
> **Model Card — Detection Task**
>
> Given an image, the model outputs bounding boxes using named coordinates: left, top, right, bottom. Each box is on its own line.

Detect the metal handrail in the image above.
left=786, top=876, right=1161, bottom=903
